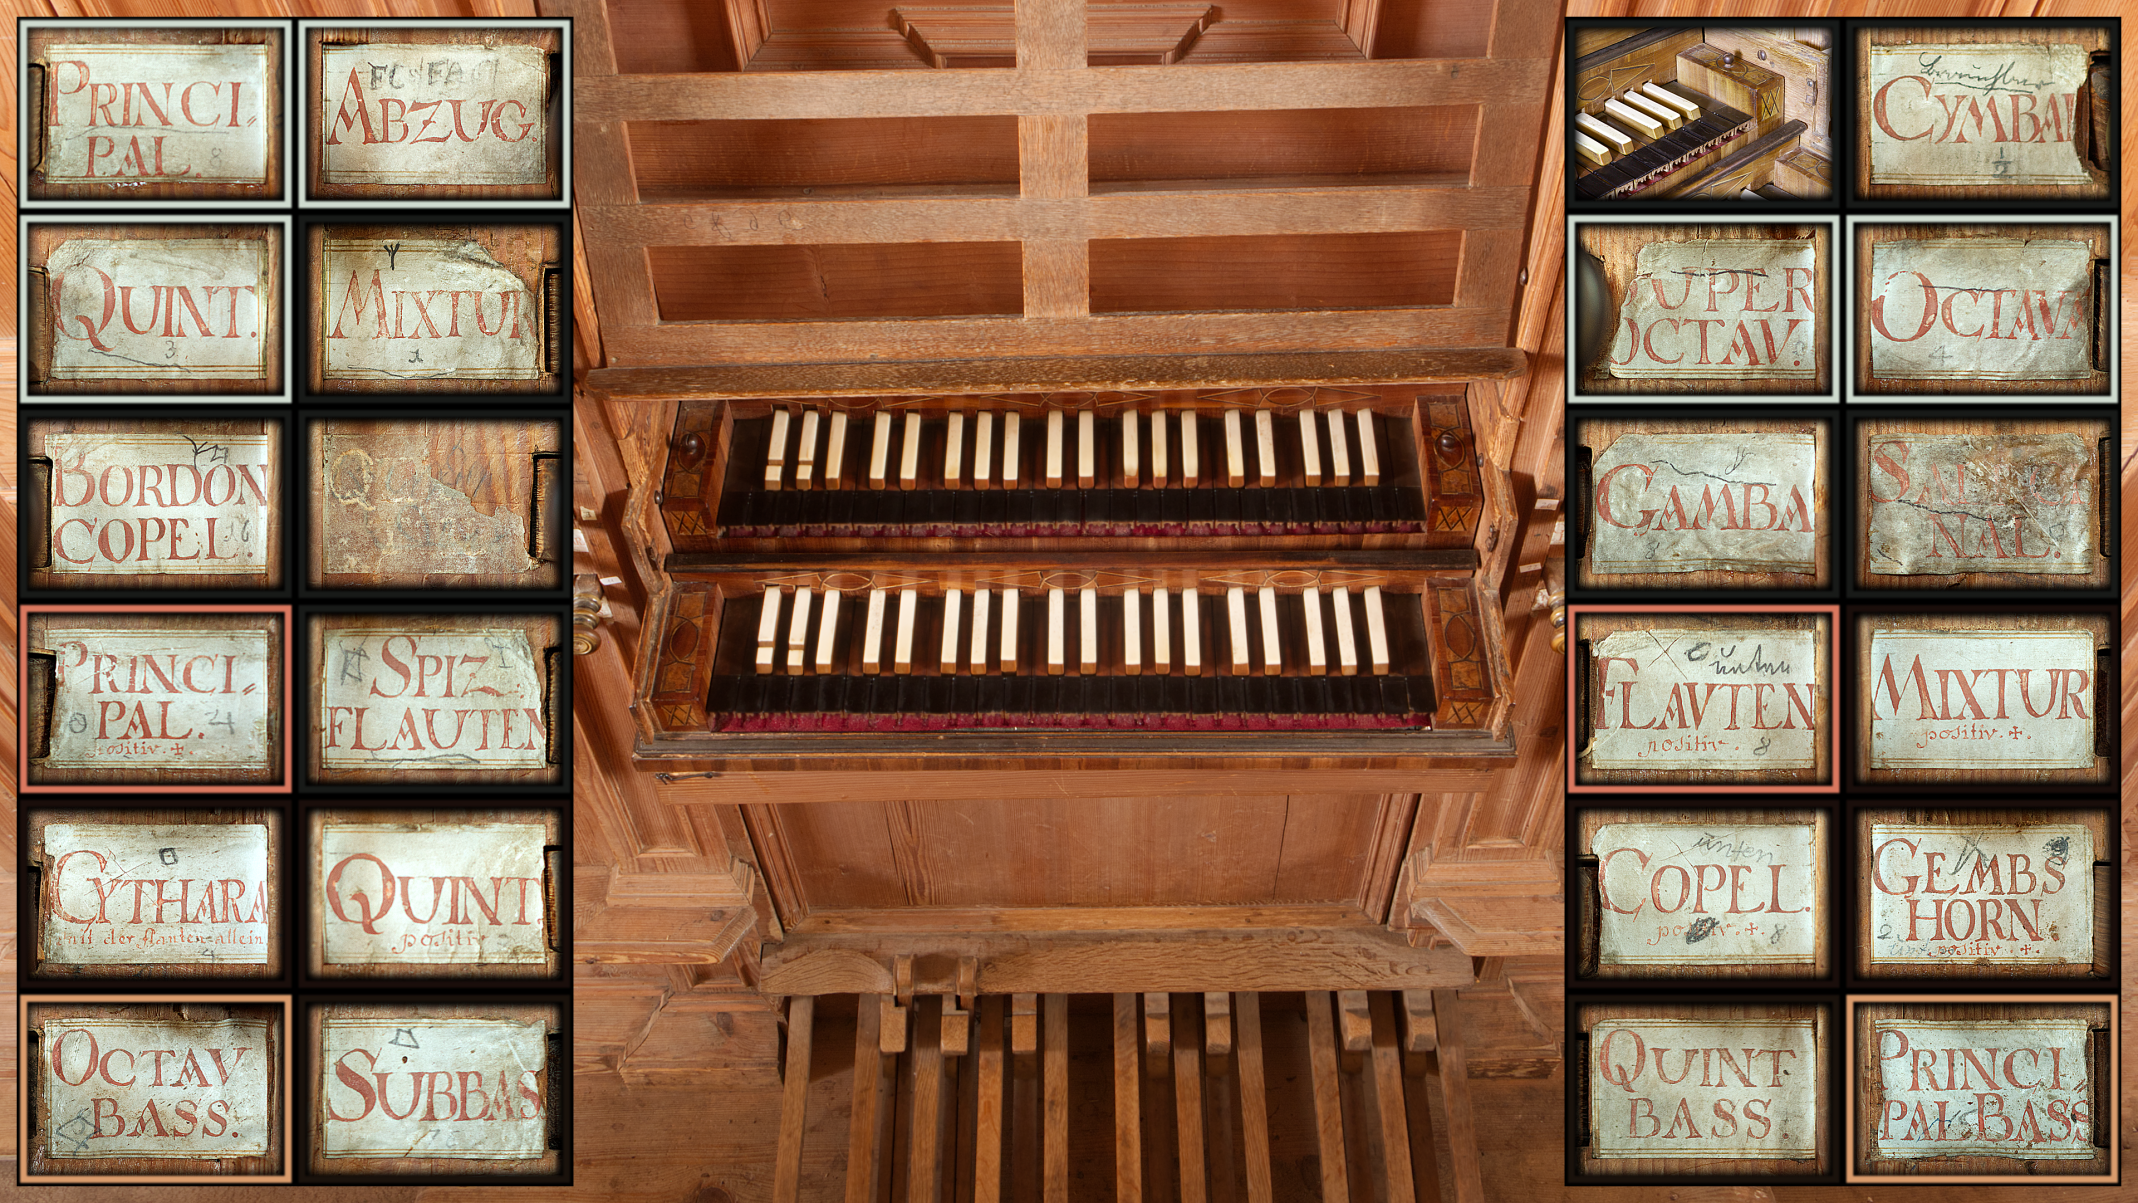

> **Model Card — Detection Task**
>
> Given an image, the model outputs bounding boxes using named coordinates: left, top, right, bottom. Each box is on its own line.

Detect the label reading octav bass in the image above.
left=42, top=823, right=270, bottom=966
left=44, top=1018, right=271, bottom=1156
left=44, top=431, right=272, bottom=575
left=318, top=628, right=546, bottom=770
left=1588, top=628, right=1820, bottom=771
left=321, top=1017, right=546, bottom=1158
left=320, top=823, right=547, bottom=965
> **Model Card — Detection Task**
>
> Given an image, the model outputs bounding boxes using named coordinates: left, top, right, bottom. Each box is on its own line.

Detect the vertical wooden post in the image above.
left=1303, top=992, right=1351, bottom=1203
left=1233, top=994, right=1273, bottom=1203
left=1172, top=995, right=1206, bottom=1203
left=1432, top=989, right=1486, bottom=1203
left=1113, top=994, right=1143, bottom=1203
left=1042, top=993, right=1070, bottom=1203
left=1365, top=992, right=1418, bottom=1203
left=975, top=996, right=1006, bottom=1203
left=848, top=995, right=887, bottom=1203
left=773, top=995, right=814, bottom=1203
left=912, top=996, right=947, bottom=1203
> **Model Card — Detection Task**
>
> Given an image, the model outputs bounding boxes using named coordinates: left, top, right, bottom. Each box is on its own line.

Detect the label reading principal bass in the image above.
left=1588, top=628, right=1820, bottom=771
left=1595, top=823, right=1817, bottom=966
left=1869, top=823, right=2092, bottom=965
left=1591, top=1018, right=1818, bottom=1159
left=1866, top=433, right=2095, bottom=575
left=320, top=823, right=547, bottom=965
left=1867, top=44, right=2095, bottom=187
left=46, top=238, right=268, bottom=381
left=1867, top=628, right=2096, bottom=771
left=320, top=1016, right=547, bottom=1159
left=1868, top=239, right=2093, bottom=381
left=318, top=44, right=547, bottom=186
left=1871, top=1019, right=2094, bottom=1158
left=319, top=240, right=541, bottom=382
left=1589, top=433, right=1817, bottom=574
left=318, top=628, right=547, bottom=771
left=41, top=627, right=275, bottom=772
left=44, top=1017, right=271, bottom=1157
left=44, top=431, right=272, bottom=575
left=1607, top=239, right=1817, bottom=380
left=42, top=43, right=272, bottom=185
left=43, top=823, right=270, bottom=966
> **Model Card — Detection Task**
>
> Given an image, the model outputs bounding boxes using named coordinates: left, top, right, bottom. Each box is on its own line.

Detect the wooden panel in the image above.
left=1089, top=231, right=1459, bottom=314
left=1089, top=106, right=1477, bottom=187
left=650, top=242, right=1026, bottom=321
left=627, top=116, right=1021, bottom=199
left=773, top=995, right=814, bottom=1203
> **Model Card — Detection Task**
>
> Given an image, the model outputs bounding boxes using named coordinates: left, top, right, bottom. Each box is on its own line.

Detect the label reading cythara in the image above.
left=1872, top=1019, right=2094, bottom=1158
left=42, top=627, right=275, bottom=772
left=320, top=824, right=547, bottom=965
left=46, top=238, right=268, bottom=381
left=1595, top=823, right=1817, bottom=966
left=320, top=1016, right=547, bottom=1159
left=1869, top=824, right=2092, bottom=965
left=44, top=1018, right=271, bottom=1156
left=1590, top=1018, right=1818, bottom=1159
left=1867, top=628, right=2096, bottom=770
left=319, top=240, right=541, bottom=381
left=43, top=43, right=273, bottom=184
left=1588, top=628, right=1821, bottom=770
left=44, top=431, right=273, bottom=575
left=318, top=44, right=547, bottom=186
left=318, top=628, right=547, bottom=770
left=43, top=824, right=270, bottom=966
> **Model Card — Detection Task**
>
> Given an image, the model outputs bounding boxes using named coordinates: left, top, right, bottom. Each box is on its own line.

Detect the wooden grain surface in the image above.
left=1573, top=415, right=1831, bottom=592
left=626, top=115, right=1021, bottom=200
left=1574, top=222, right=1831, bottom=397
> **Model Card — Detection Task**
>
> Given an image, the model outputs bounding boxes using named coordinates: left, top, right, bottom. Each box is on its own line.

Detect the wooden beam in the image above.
left=1233, top=994, right=1273, bottom=1203
left=590, top=363, right=1511, bottom=404
left=882, top=994, right=910, bottom=1055
left=847, top=995, right=888, bottom=1203
left=1202, top=992, right=1232, bottom=1077
left=1114, top=994, right=1143, bottom=1203
left=773, top=995, right=814, bottom=1203
left=1012, top=992, right=1040, bottom=1057
left=1337, top=990, right=1373, bottom=1072
left=974, top=996, right=1007, bottom=1203
left=1365, top=993, right=1417, bottom=1203
left=1432, top=989, right=1485, bottom=1203
left=911, top=997, right=947, bottom=1203
left=1017, top=0, right=1085, bottom=70
left=1043, top=993, right=1070, bottom=1203
left=1144, top=993, right=1172, bottom=1078
left=1303, top=993, right=1351, bottom=1203
left=1172, top=997, right=1206, bottom=1203
left=1401, top=990, right=1438, bottom=1058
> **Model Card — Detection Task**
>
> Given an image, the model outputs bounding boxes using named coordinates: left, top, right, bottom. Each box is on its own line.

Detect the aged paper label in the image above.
left=1591, top=1018, right=1818, bottom=1159
left=47, top=238, right=269, bottom=381
left=319, top=1016, right=547, bottom=1158
left=1866, top=628, right=2096, bottom=770
left=1588, top=628, right=1820, bottom=771
left=1869, top=824, right=2092, bottom=965
left=44, top=1017, right=272, bottom=1156
left=1867, top=433, right=2095, bottom=575
left=43, top=431, right=273, bottom=575
left=318, top=44, right=547, bottom=186
left=319, top=422, right=541, bottom=575
left=318, top=628, right=548, bottom=771
left=40, top=626, right=275, bottom=772
left=1870, top=1019, right=2095, bottom=1158
left=1868, top=44, right=2095, bottom=186
left=1590, top=433, right=1817, bottom=574
left=319, top=824, right=547, bottom=965
left=318, top=240, right=541, bottom=382
left=43, top=43, right=272, bottom=184
left=43, top=824, right=270, bottom=966
left=1607, top=240, right=1817, bottom=379
left=1596, top=823, right=1817, bottom=966
left=1867, top=239, right=2093, bottom=381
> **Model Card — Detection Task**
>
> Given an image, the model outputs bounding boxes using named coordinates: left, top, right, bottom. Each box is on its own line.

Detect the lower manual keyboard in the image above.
left=716, top=484, right=1424, bottom=538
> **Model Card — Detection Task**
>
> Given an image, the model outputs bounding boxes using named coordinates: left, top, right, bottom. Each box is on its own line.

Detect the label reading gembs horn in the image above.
left=44, top=431, right=273, bottom=576
left=1871, top=1019, right=2094, bottom=1159
left=318, top=628, right=546, bottom=771
left=1866, top=433, right=2095, bottom=575
left=1590, top=1018, right=1818, bottom=1159
left=1868, top=823, right=2092, bottom=965
left=44, top=1017, right=272, bottom=1157
left=1866, top=627, right=2096, bottom=771
left=319, top=1016, right=547, bottom=1159
left=1607, top=239, right=1817, bottom=380
left=1587, top=628, right=1820, bottom=771
left=1589, top=433, right=1817, bottom=574
left=46, top=238, right=269, bottom=381
left=1867, top=44, right=2096, bottom=187
left=1595, top=823, right=1817, bottom=966
left=43, top=43, right=273, bottom=184
left=43, top=823, right=270, bottom=966
left=318, top=44, right=547, bottom=187
left=319, top=823, right=547, bottom=965
left=1867, top=239, right=2093, bottom=381
left=318, top=240, right=541, bottom=382
left=40, top=626, right=275, bottom=772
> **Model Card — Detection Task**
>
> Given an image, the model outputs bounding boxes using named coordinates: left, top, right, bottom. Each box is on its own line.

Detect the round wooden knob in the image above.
left=676, top=431, right=706, bottom=467
left=1437, top=430, right=1465, bottom=460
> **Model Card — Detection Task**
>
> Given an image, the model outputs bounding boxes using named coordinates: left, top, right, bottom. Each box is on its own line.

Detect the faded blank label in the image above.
left=1870, top=1019, right=2094, bottom=1158
left=318, top=628, right=547, bottom=770
left=41, top=627, right=275, bottom=771
left=1590, top=432, right=1817, bottom=574
left=1867, top=44, right=2095, bottom=186
left=1867, top=240, right=2093, bottom=381
left=44, top=432, right=273, bottom=575
left=319, top=1016, right=547, bottom=1158
left=47, top=239, right=268, bottom=381
left=1866, top=433, right=2095, bottom=575
left=44, top=44, right=272, bottom=184
left=318, top=44, right=547, bottom=186
left=1866, top=628, right=2096, bottom=770
left=1595, top=823, right=1817, bottom=966
left=1608, top=240, right=1817, bottom=379
left=1591, top=1018, right=1818, bottom=1159
left=43, top=824, right=271, bottom=966
left=1588, top=628, right=1821, bottom=770
left=44, top=1018, right=272, bottom=1156
left=318, top=422, right=539, bottom=575
left=320, top=823, right=547, bottom=965
left=318, top=240, right=541, bottom=381
left=1868, top=824, right=2092, bottom=965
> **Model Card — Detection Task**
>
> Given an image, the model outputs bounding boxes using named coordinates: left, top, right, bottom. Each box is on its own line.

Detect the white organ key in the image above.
left=825, top=412, right=850, bottom=489
left=1226, top=587, right=1251, bottom=675
left=969, top=588, right=992, bottom=674
left=975, top=412, right=995, bottom=488
left=1624, top=89, right=1679, bottom=131
left=1326, top=411, right=1350, bottom=486
left=1302, top=586, right=1328, bottom=676
left=755, top=589, right=783, bottom=674
left=1180, top=589, right=1203, bottom=676
left=1363, top=585, right=1391, bottom=676
left=765, top=408, right=791, bottom=490
left=1180, top=408, right=1200, bottom=486
left=1046, top=588, right=1066, bottom=676
left=1298, top=411, right=1322, bottom=486
left=1258, top=587, right=1281, bottom=676
left=1254, top=410, right=1277, bottom=486
left=943, top=413, right=965, bottom=487
left=899, top=413, right=922, bottom=490
left=1573, top=130, right=1612, bottom=168
left=999, top=589, right=1020, bottom=674
left=1355, top=410, right=1380, bottom=486
left=1045, top=409, right=1065, bottom=488
left=1575, top=111, right=1633, bottom=155
left=786, top=587, right=814, bottom=673
left=1122, top=412, right=1141, bottom=488
left=1643, top=81, right=1699, bottom=120
left=862, top=588, right=887, bottom=675
left=1002, top=413, right=1022, bottom=486
left=893, top=588, right=918, bottom=675
left=1122, top=589, right=1142, bottom=675
left=1603, top=97, right=1660, bottom=139
left=940, top=588, right=963, bottom=675
left=1223, top=409, right=1245, bottom=488
left=868, top=412, right=893, bottom=489
left=1332, top=586, right=1358, bottom=676
left=1078, top=411, right=1096, bottom=489
left=814, top=588, right=841, bottom=673
left=795, top=410, right=820, bottom=490
left=1152, top=587, right=1172, bottom=673
left=1080, top=587, right=1098, bottom=675
left=1150, top=409, right=1169, bottom=486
